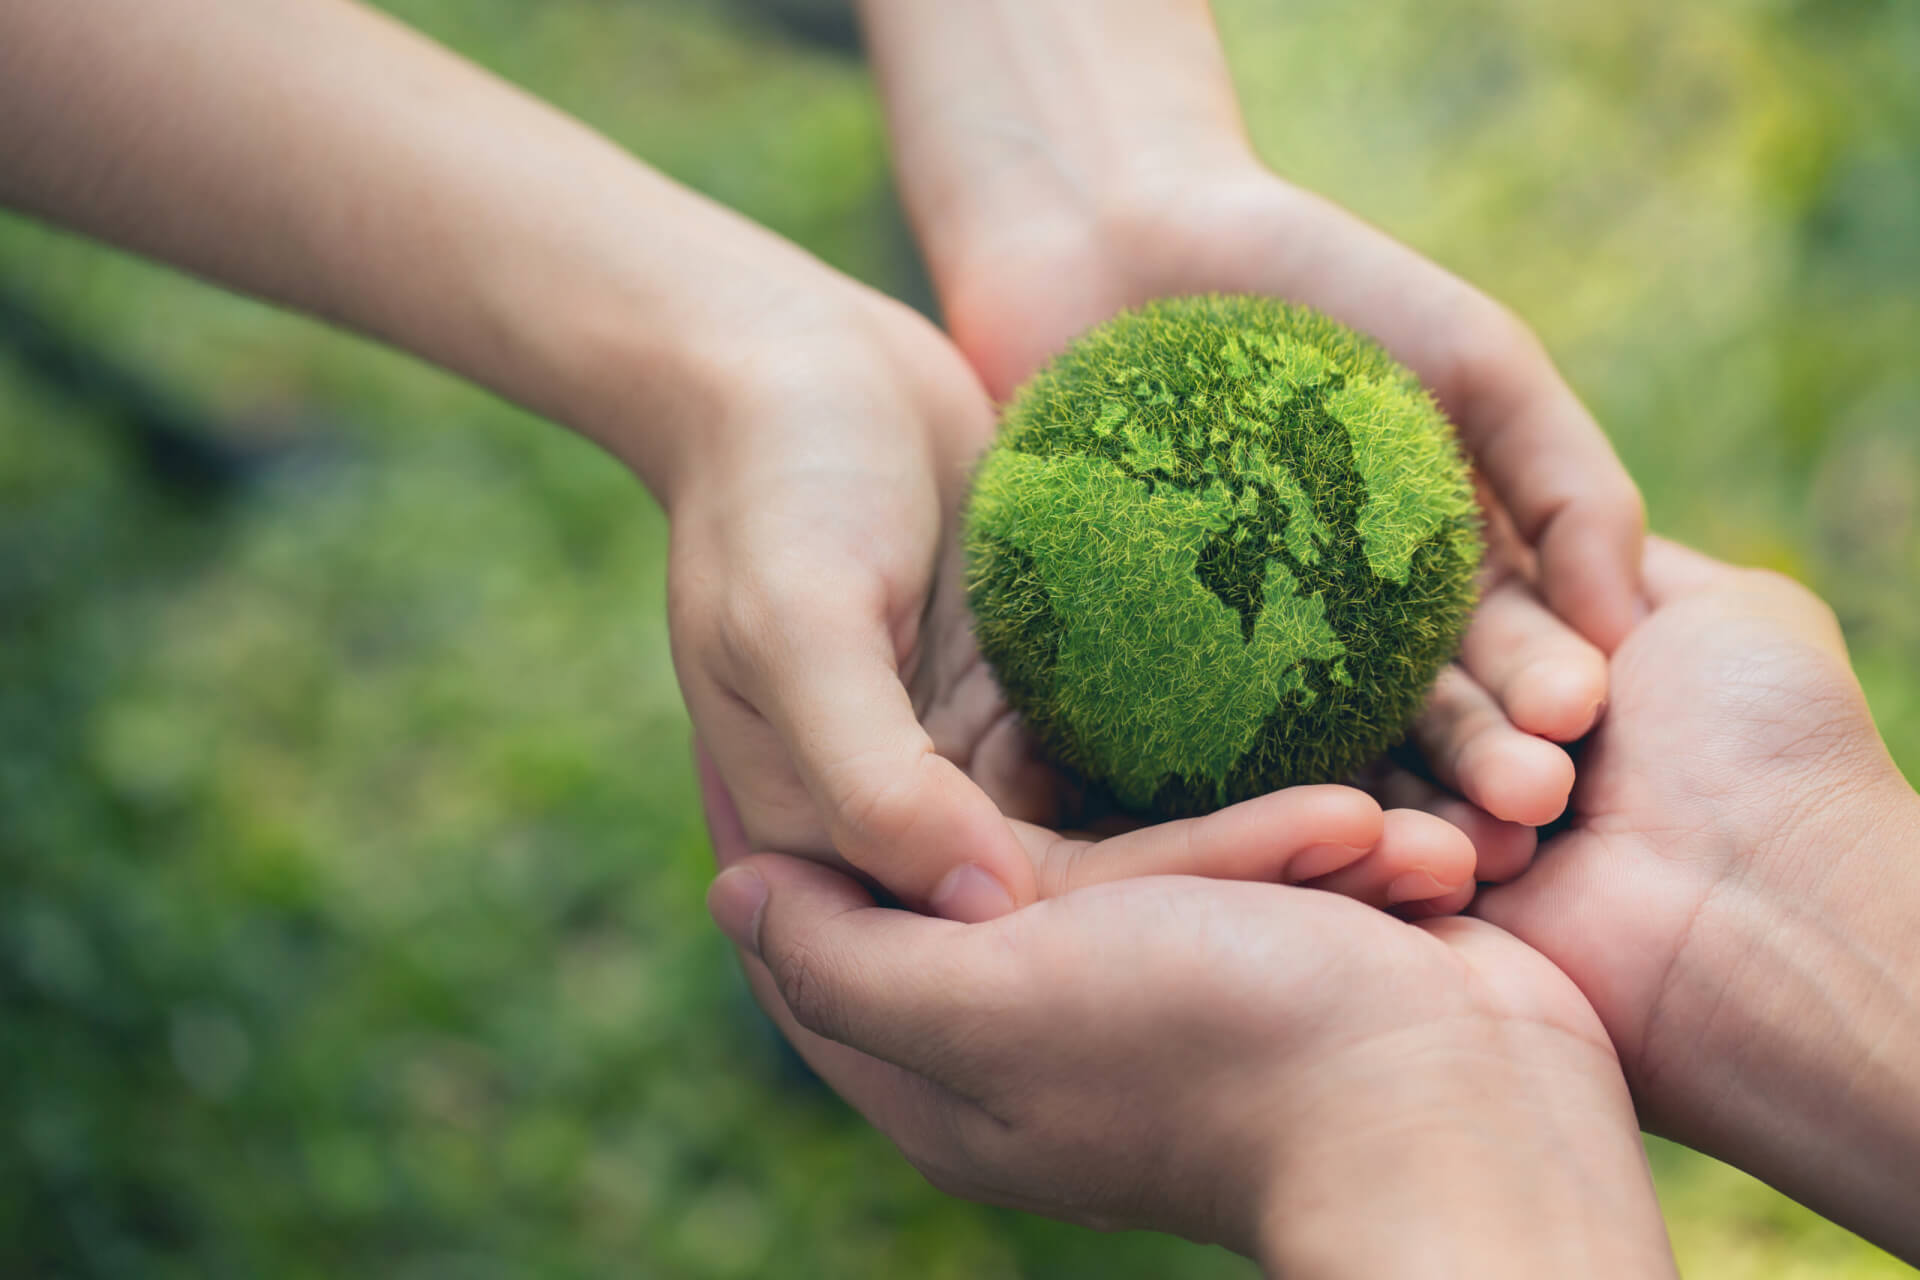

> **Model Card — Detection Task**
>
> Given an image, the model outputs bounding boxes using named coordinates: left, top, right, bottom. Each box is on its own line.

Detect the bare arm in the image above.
left=0, top=0, right=1055, bottom=918
left=0, top=0, right=846, bottom=498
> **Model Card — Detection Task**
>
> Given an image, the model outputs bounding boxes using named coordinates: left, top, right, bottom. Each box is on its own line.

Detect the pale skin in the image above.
left=1478, top=539, right=1920, bottom=1258
left=703, top=761, right=1680, bottom=1277
left=0, top=0, right=1613, bottom=923
left=2, top=2, right=1833, bottom=1269
left=855, top=0, right=1640, bottom=826
left=708, top=539, right=1920, bottom=1270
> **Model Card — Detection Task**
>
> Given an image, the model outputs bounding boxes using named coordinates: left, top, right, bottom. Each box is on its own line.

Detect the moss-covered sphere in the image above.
left=964, top=295, right=1483, bottom=819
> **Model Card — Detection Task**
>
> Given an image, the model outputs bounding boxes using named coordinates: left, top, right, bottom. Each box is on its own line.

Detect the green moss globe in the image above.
left=964, top=295, right=1483, bottom=819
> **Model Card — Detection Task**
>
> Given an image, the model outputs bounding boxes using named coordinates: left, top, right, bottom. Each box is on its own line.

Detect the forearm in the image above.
left=854, top=0, right=1252, bottom=297
left=1649, top=781, right=1920, bottom=1261
left=0, top=0, right=853, bottom=500
left=1259, top=1027, right=1674, bottom=1278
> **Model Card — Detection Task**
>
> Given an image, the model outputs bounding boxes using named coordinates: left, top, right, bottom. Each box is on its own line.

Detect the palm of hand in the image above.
left=934, top=881, right=1611, bottom=1241
left=708, top=835, right=1611, bottom=1250
left=1477, top=545, right=1885, bottom=1092
left=943, top=171, right=1609, bottom=835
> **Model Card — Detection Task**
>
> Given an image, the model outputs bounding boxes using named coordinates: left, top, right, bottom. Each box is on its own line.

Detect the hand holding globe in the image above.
left=967, top=295, right=1483, bottom=818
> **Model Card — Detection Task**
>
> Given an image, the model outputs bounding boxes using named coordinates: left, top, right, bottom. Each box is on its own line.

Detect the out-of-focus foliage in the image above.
left=0, top=0, right=1913, bottom=1276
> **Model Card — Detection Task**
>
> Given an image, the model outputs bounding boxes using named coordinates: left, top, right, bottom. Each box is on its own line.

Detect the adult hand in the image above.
left=1477, top=538, right=1920, bottom=1260
left=672, top=289, right=1492, bottom=919
left=858, top=0, right=1633, bottom=834
left=699, top=760, right=1676, bottom=1276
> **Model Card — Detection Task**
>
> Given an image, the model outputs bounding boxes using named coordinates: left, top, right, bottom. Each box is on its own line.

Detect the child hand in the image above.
left=701, top=787, right=1672, bottom=1273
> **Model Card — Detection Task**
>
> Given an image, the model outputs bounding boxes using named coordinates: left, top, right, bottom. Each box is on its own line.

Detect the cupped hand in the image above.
left=1476, top=538, right=1916, bottom=1127
left=698, top=761, right=1654, bottom=1264
left=668, top=285, right=1498, bottom=920
left=936, top=160, right=1630, bottom=834
left=942, top=160, right=1645, bottom=651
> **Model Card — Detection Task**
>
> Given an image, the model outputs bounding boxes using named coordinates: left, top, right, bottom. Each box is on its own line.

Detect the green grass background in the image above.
left=2, top=1, right=1914, bottom=1275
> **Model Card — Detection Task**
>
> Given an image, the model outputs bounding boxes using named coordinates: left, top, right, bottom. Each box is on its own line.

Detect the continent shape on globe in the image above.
left=965, top=295, right=1482, bottom=818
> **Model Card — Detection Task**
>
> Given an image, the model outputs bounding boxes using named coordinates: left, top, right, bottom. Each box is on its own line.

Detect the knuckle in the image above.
left=768, top=935, right=849, bottom=1043
left=824, top=753, right=928, bottom=853
left=1586, top=482, right=1648, bottom=541
left=712, top=565, right=823, bottom=672
left=1037, top=831, right=1095, bottom=896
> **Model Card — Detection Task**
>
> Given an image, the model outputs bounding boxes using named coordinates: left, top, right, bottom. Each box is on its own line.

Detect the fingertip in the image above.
left=1458, top=732, right=1575, bottom=829
left=929, top=753, right=1041, bottom=911
left=708, top=865, right=769, bottom=957
left=1506, top=654, right=1608, bottom=742
left=1455, top=810, right=1539, bottom=884
left=1379, top=808, right=1477, bottom=897
left=929, top=861, right=1019, bottom=924
left=1266, top=784, right=1387, bottom=852
left=1395, top=881, right=1478, bottom=919
left=712, top=851, right=886, bottom=958
left=1365, top=768, right=1539, bottom=882
left=1054, top=785, right=1388, bottom=896
left=834, top=751, right=1037, bottom=916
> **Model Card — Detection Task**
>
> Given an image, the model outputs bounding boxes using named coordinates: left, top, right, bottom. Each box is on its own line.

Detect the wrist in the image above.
left=856, top=0, right=1258, bottom=315
left=500, top=226, right=890, bottom=506
left=1253, top=1021, right=1670, bottom=1278
left=1640, top=778, right=1920, bottom=1257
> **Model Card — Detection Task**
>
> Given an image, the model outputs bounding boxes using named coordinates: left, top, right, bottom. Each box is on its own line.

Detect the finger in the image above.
left=1367, top=764, right=1537, bottom=884
left=708, top=855, right=1002, bottom=1157
left=696, top=742, right=754, bottom=870
left=1395, top=881, right=1479, bottom=920
left=730, top=596, right=1036, bottom=921
left=1640, top=536, right=1850, bottom=662
left=708, top=853, right=1026, bottom=1084
left=1241, top=199, right=1643, bottom=650
left=732, top=946, right=1006, bottom=1181
left=1301, top=808, right=1476, bottom=912
left=1021, top=785, right=1386, bottom=898
left=967, top=707, right=1075, bottom=829
left=1640, top=535, right=1735, bottom=607
left=1471, top=473, right=1538, bottom=583
left=1459, top=577, right=1609, bottom=742
left=1412, top=666, right=1575, bottom=827
left=1438, top=323, right=1646, bottom=652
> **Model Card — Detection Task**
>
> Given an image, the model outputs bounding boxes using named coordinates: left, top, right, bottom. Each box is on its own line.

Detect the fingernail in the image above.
left=1387, top=869, right=1449, bottom=905
left=708, top=867, right=769, bottom=958
left=930, top=863, right=1016, bottom=923
left=1284, top=843, right=1371, bottom=884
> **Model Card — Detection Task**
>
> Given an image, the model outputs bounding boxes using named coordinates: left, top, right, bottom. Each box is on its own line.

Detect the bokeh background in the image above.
left=3, top=0, right=1915, bottom=1275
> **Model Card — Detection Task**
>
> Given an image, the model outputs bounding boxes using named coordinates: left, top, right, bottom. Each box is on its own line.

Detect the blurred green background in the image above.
left=2, top=0, right=1914, bottom=1275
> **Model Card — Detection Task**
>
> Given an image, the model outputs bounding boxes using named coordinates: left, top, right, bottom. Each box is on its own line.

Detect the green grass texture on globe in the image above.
left=965, top=295, right=1483, bottom=819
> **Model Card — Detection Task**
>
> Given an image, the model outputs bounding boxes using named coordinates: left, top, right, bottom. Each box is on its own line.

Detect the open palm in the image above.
left=1476, top=538, right=1904, bottom=1117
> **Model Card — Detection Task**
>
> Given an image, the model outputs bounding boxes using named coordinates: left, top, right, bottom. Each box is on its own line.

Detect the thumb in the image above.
left=736, top=607, right=1036, bottom=922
